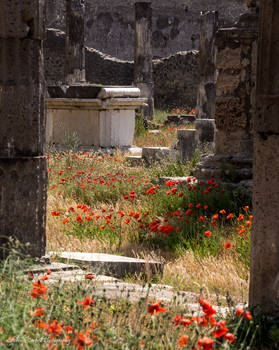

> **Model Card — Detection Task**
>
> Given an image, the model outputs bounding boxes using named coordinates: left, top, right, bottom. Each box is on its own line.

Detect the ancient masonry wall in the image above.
left=46, top=0, right=247, bottom=61
left=44, top=29, right=199, bottom=109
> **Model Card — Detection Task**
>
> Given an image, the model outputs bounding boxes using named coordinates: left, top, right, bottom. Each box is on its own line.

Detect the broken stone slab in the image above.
left=159, top=176, right=198, bottom=186
left=177, top=129, right=197, bottom=162
left=142, top=147, right=176, bottom=165
left=125, top=146, right=142, bottom=155
left=51, top=252, right=164, bottom=279
left=148, top=130, right=160, bottom=135
left=25, top=262, right=81, bottom=275
left=125, top=155, right=143, bottom=166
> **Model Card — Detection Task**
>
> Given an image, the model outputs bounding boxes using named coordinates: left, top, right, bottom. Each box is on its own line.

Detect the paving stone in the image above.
left=51, top=252, right=164, bottom=279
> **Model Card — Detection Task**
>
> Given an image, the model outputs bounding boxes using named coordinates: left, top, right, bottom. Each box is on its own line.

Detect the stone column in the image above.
left=194, top=8, right=258, bottom=185
left=65, top=0, right=86, bottom=84
left=134, top=2, right=154, bottom=120
left=249, top=0, right=279, bottom=317
left=196, top=11, right=218, bottom=145
left=0, top=0, right=47, bottom=257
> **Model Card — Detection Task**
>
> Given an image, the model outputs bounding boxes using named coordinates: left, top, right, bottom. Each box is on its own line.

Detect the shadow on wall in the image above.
left=44, top=29, right=199, bottom=109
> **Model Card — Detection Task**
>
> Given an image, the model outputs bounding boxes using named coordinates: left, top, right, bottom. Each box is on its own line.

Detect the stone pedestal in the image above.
left=194, top=9, right=258, bottom=185
left=0, top=0, right=47, bottom=258
left=196, top=11, right=218, bottom=145
left=134, top=2, right=154, bottom=120
left=46, top=86, right=147, bottom=148
left=249, top=0, right=279, bottom=317
left=65, top=0, right=86, bottom=83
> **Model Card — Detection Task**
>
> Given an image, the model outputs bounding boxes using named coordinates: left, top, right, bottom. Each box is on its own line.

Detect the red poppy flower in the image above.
left=174, top=314, right=181, bottom=326
left=204, top=231, right=212, bottom=237
left=30, top=307, right=45, bottom=317
left=225, top=243, right=232, bottom=249
left=226, top=213, right=234, bottom=219
left=197, top=337, right=214, bottom=350
left=180, top=317, right=192, bottom=327
left=199, top=298, right=216, bottom=318
left=148, top=301, right=166, bottom=315
left=86, top=273, right=94, bottom=280
left=77, top=297, right=95, bottom=310
left=224, top=333, right=235, bottom=342
left=62, top=218, right=69, bottom=224
left=178, top=335, right=189, bottom=347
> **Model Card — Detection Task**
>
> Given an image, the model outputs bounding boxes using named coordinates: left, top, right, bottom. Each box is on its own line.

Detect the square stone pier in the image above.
left=46, top=85, right=147, bottom=148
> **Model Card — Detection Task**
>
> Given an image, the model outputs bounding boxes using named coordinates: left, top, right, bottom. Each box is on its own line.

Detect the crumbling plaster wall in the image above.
left=46, top=0, right=247, bottom=60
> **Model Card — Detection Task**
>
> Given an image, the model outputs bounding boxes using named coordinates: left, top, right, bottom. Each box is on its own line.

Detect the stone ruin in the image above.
left=194, top=2, right=258, bottom=188
left=46, top=0, right=147, bottom=149
left=1, top=0, right=279, bottom=319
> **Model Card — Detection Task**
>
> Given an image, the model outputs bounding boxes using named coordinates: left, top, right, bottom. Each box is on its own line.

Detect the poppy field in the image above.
left=0, top=120, right=257, bottom=349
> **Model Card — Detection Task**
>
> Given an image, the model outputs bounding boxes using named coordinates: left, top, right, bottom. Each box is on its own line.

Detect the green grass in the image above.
left=0, top=252, right=258, bottom=350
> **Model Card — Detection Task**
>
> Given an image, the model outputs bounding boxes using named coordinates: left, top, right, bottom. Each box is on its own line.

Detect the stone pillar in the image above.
left=194, top=9, right=258, bottom=185
left=134, top=2, right=154, bottom=120
left=0, top=0, right=47, bottom=257
left=65, top=0, right=86, bottom=84
left=249, top=0, right=279, bottom=317
left=196, top=11, right=218, bottom=144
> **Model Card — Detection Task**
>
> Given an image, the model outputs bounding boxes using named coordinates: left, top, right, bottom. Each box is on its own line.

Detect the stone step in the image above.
left=51, top=252, right=164, bottom=279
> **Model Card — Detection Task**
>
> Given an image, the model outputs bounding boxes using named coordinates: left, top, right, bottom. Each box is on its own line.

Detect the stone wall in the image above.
left=44, top=29, right=199, bottom=109
left=46, top=0, right=247, bottom=60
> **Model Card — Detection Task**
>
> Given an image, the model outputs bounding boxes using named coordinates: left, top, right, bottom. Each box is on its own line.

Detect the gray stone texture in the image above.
left=194, top=7, right=258, bottom=184
left=65, top=0, right=86, bottom=83
left=195, top=119, right=215, bottom=144
left=0, top=157, right=47, bottom=258
left=214, top=11, right=258, bottom=157
left=249, top=0, right=279, bottom=317
left=195, top=11, right=218, bottom=144
left=0, top=0, right=46, bottom=39
left=134, top=2, right=154, bottom=120
left=46, top=0, right=248, bottom=61
left=0, top=0, right=47, bottom=258
left=0, top=39, right=45, bottom=157
left=142, top=147, right=175, bottom=165
left=177, top=129, right=197, bottom=162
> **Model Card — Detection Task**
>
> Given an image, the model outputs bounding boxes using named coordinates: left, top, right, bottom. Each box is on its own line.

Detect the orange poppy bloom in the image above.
left=178, top=335, right=189, bottom=347
left=148, top=301, right=166, bottom=315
